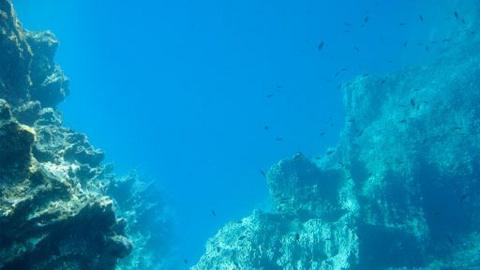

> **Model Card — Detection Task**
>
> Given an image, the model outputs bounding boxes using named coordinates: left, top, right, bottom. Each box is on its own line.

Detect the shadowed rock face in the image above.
left=0, top=1, right=132, bottom=269
left=194, top=5, right=480, bottom=270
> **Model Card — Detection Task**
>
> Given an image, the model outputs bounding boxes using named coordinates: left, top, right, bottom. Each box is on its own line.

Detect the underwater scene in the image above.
left=2, top=0, right=480, bottom=269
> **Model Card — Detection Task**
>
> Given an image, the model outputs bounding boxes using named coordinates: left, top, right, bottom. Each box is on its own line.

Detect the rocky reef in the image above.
left=0, top=1, right=170, bottom=269
left=193, top=8, right=480, bottom=270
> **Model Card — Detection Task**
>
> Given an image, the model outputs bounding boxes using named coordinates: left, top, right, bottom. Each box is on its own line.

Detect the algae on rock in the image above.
left=0, top=1, right=138, bottom=269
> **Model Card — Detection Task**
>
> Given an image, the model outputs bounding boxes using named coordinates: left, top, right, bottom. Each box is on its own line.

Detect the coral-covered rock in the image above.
left=27, top=31, right=69, bottom=108
left=0, top=0, right=31, bottom=105
left=0, top=1, right=133, bottom=269
left=107, top=174, right=174, bottom=270
left=0, top=112, right=35, bottom=182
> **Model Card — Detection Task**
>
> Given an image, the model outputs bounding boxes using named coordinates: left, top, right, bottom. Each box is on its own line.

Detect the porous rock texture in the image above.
left=193, top=8, right=480, bottom=270
left=0, top=1, right=159, bottom=269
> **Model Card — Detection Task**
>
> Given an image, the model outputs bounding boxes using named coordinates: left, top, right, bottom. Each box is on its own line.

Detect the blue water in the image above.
left=13, top=0, right=470, bottom=265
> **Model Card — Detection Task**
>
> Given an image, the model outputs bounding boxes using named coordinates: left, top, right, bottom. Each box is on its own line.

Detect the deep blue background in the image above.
left=13, top=0, right=469, bottom=265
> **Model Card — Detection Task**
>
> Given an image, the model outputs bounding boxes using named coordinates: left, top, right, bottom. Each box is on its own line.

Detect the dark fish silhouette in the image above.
left=318, top=41, right=325, bottom=51
left=266, top=93, right=275, bottom=98
left=275, top=136, right=284, bottom=142
left=364, top=16, right=369, bottom=23
left=264, top=125, right=270, bottom=131
left=419, top=15, right=424, bottom=22
left=295, top=233, right=300, bottom=241
left=210, top=209, right=217, bottom=217
left=183, top=258, right=189, bottom=265
left=319, top=131, right=326, bottom=136
left=410, top=98, right=416, bottom=107
left=260, top=170, right=266, bottom=178
left=354, top=46, right=360, bottom=53
left=454, top=11, right=459, bottom=20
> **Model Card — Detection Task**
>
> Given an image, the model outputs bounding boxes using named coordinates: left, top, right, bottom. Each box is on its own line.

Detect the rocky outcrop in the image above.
left=194, top=7, right=480, bottom=270
left=0, top=1, right=134, bottom=269
left=107, top=174, right=174, bottom=270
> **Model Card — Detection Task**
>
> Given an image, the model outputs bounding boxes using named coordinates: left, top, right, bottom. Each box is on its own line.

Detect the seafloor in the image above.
left=2, top=0, right=480, bottom=269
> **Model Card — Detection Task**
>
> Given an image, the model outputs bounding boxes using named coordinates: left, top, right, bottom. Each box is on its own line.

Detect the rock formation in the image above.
left=0, top=1, right=170, bottom=269
left=193, top=6, right=480, bottom=270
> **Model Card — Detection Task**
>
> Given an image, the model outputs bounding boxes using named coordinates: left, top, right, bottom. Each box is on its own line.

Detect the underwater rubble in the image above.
left=193, top=12, right=480, bottom=270
left=0, top=1, right=170, bottom=269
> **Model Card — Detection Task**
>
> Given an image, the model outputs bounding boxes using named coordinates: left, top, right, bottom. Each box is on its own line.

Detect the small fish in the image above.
left=403, top=41, right=408, bottom=47
left=419, top=15, right=424, bottom=22
left=399, top=22, right=407, bottom=27
left=266, top=93, right=275, bottom=98
left=399, top=119, right=407, bottom=124
left=319, top=131, right=326, bottom=137
left=260, top=170, right=266, bottom=177
left=326, top=149, right=335, bottom=155
left=275, top=136, right=284, bottom=142
left=454, top=11, right=459, bottom=20
left=410, top=98, right=416, bottom=107
left=183, top=258, right=189, bottom=265
left=354, top=46, right=360, bottom=53
left=264, top=125, right=270, bottom=131
left=210, top=209, right=217, bottom=217
left=295, top=233, right=300, bottom=241
left=318, top=41, right=325, bottom=51
left=364, top=16, right=369, bottom=24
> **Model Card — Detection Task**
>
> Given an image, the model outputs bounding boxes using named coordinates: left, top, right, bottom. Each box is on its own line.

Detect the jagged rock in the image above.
left=13, top=101, right=41, bottom=125
left=0, top=0, right=32, bottom=105
left=35, top=107, right=61, bottom=126
left=27, top=31, right=69, bottom=108
left=0, top=99, right=12, bottom=120
left=0, top=111, right=35, bottom=183
left=194, top=7, right=480, bottom=270
left=63, top=133, right=105, bottom=167
left=267, top=153, right=346, bottom=221
left=0, top=1, right=133, bottom=269
left=107, top=174, right=174, bottom=270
